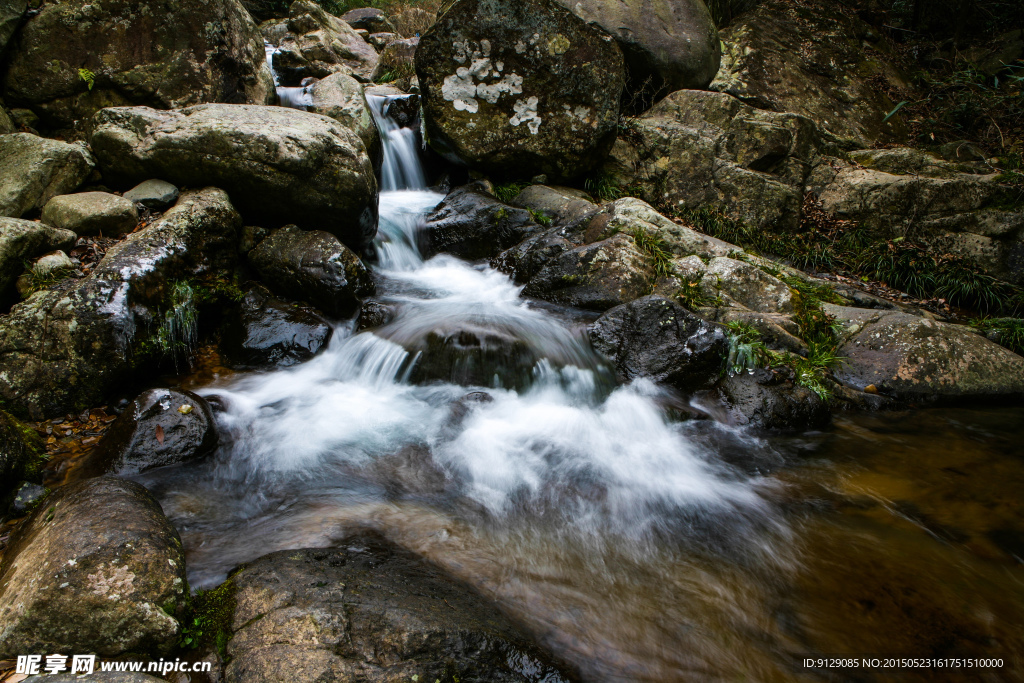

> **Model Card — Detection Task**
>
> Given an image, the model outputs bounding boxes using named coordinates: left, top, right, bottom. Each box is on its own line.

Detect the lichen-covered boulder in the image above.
left=222, top=535, right=574, bottom=682
left=0, top=188, right=241, bottom=419
left=249, top=225, right=373, bottom=317
left=554, top=0, right=720, bottom=103
left=710, top=0, right=911, bottom=149
left=222, top=283, right=333, bottom=368
left=416, top=0, right=625, bottom=180
left=90, top=104, right=378, bottom=249
left=701, top=257, right=794, bottom=314
left=307, top=71, right=380, bottom=162
left=423, top=181, right=542, bottom=260
left=0, top=217, right=76, bottom=300
left=0, top=134, right=95, bottom=218
left=273, top=0, right=379, bottom=85
left=0, top=477, right=187, bottom=658
left=589, top=295, right=727, bottom=391
left=1, top=0, right=274, bottom=128
left=41, top=191, right=139, bottom=237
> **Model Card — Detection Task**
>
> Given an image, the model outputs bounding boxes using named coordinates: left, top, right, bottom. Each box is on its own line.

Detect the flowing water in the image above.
left=137, top=96, right=1024, bottom=682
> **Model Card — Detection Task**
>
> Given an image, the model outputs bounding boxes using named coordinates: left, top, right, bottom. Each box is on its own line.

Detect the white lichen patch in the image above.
left=88, top=564, right=137, bottom=601
left=442, top=39, right=524, bottom=114
left=562, top=104, right=595, bottom=131
left=510, top=96, right=542, bottom=134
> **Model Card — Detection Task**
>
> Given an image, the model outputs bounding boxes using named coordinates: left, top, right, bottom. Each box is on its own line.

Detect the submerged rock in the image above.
left=416, top=0, right=625, bottom=180
left=76, top=389, right=218, bottom=478
left=273, top=0, right=379, bottom=85
left=589, top=295, right=727, bottom=391
left=90, top=104, right=378, bottom=249
left=0, top=217, right=76, bottom=300
left=223, top=283, right=333, bottom=368
left=123, top=179, right=179, bottom=210
left=249, top=225, right=373, bottom=317
left=0, top=477, right=187, bottom=658
left=423, top=182, right=542, bottom=260
left=0, top=134, right=94, bottom=219
left=223, top=535, right=575, bottom=682
left=41, top=192, right=139, bottom=237
left=1, top=0, right=274, bottom=128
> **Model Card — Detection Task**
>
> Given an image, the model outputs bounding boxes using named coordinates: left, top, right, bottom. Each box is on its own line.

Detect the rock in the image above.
left=402, top=324, right=537, bottom=389
left=9, top=482, right=46, bottom=515
left=0, top=102, right=14, bottom=134
left=511, top=184, right=597, bottom=226
left=701, top=257, right=794, bottom=313
left=416, top=0, right=625, bottom=180
left=589, top=295, right=727, bottom=390
left=223, top=535, right=574, bottom=682
left=391, top=7, right=435, bottom=38
left=243, top=0, right=291, bottom=23
left=605, top=89, right=819, bottom=232
left=342, top=7, right=396, bottom=34
left=0, top=0, right=24, bottom=57
left=123, top=179, right=180, bottom=210
left=830, top=308, right=1024, bottom=401
left=0, top=218, right=76, bottom=300
left=0, top=134, right=95, bottom=219
left=0, top=408, right=44, bottom=504
left=90, top=104, right=378, bottom=249
left=222, top=283, right=333, bottom=368
left=1, top=0, right=274, bottom=128
left=41, top=192, right=139, bottom=237
left=962, top=28, right=1024, bottom=77
left=46, top=674, right=167, bottom=683
left=0, top=188, right=241, bottom=419
left=76, top=389, right=218, bottom=478
left=307, top=71, right=381, bottom=161
left=366, top=90, right=419, bottom=127
left=249, top=225, right=373, bottom=317
left=422, top=182, right=542, bottom=260
left=553, top=0, right=720, bottom=103
left=273, top=0, right=379, bottom=86
left=28, top=249, right=74, bottom=279
left=710, top=0, right=911, bottom=149
left=371, top=36, right=418, bottom=83
left=707, top=369, right=832, bottom=431
left=367, top=32, right=399, bottom=51
left=0, top=477, right=187, bottom=658
left=589, top=196, right=739, bottom=259
left=356, top=300, right=395, bottom=330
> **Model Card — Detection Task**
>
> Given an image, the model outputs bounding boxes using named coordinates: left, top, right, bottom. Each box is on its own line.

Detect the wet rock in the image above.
left=511, top=184, right=597, bottom=227
left=367, top=90, right=419, bottom=127
left=342, top=7, right=395, bottom=34
left=0, top=134, right=94, bottom=219
left=0, top=0, right=24, bottom=56
left=0, top=408, right=44, bottom=504
left=41, top=192, right=139, bottom=237
left=76, top=389, right=218, bottom=478
left=423, top=182, right=542, bottom=260
left=604, top=89, right=819, bottom=232
left=123, top=179, right=180, bottom=210
left=706, top=369, right=832, bottom=431
left=371, top=36, right=418, bottom=83
left=0, top=188, right=241, bottom=419
left=407, top=324, right=538, bottom=388
left=589, top=295, right=727, bottom=391
left=9, top=481, right=47, bottom=515
left=0, top=477, right=187, bottom=658
left=223, top=283, right=333, bottom=368
left=356, top=300, right=395, bottom=330
left=702, top=257, right=794, bottom=314
left=307, top=71, right=381, bottom=162
left=830, top=308, right=1024, bottom=402
left=710, top=0, right=911, bottom=148
left=90, top=104, right=378, bottom=250
left=273, top=0, right=379, bottom=85
left=223, top=535, right=574, bottom=682
left=249, top=225, right=373, bottom=317
left=0, top=218, right=76, bottom=300
left=1, top=0, right=274, bottom=128
left=553, top=0, right=720, bottom=103
left=416, top=0, right=625, bottom=180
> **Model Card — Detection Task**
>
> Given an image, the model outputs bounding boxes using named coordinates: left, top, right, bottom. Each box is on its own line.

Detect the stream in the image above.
left=136, top=93, right=1024, bottom=682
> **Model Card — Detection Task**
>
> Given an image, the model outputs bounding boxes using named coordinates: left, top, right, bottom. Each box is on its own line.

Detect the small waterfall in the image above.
left=367, top=94, right=427, bottom=192
left=264, top=41, right=312, bottom=110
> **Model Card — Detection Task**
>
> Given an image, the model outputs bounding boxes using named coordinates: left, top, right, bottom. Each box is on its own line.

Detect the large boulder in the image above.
left=41, top=191, right=139, bottom=237
left=1, top=0, right=274, bottom=128
left=76, top=389, right=218, bottom=478
left=510, top=184, right=597, bottom=227
left=90, top=104, right=378, bottom=249
left=422, top=182, right=543, bottom=260
left=0, top=188, right=241, bottom=419
left=222, top=283, right=333, bottom=368
left=710, top=0, right=911, bottom=149
left=223, top=536, right=574, bottom=682
left=416, top=0, right=625, bottom=180
left=273, top=0, right=379, bottom=86
left=830, top=307, right=1024, bottom=401
left=0, top=133, right=95, bottom=218
left=307, top=71, right=381, bottom=162
left=589, top=295, right=727, bottom=391
left=0, top=477, right=187, bottom=658
left=0, top=0, right=24, bottom=57
left=0, top=217, right=76, bottom=301
left=249, top=225, right=373, bottom=317
left=554, top=0, right=720, bottom=103
left=0, top=408, right=44, bottom=504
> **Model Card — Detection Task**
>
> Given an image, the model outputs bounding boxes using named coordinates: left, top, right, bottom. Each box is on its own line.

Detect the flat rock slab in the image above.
left=123, top=179, right=180, bottom=210
left=41, top=191, right=139, bottom=237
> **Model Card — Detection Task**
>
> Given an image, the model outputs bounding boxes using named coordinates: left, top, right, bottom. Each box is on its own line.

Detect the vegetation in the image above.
left=77, top=67, right=95, bottom=91
left=629, top=227, right=673, bottom=278
left=179, top=580, right=237, bottom=658
left=374, top=61, right=416, bottom=84
left=705, top=0, right=759, bottom=27
left=969, top=317, right=1024, bottom=355
left=491, top=181, right=529, bottom=204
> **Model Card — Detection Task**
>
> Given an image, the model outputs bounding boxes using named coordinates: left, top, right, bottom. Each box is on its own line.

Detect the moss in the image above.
left=528, top=209, right=552, bottom=226
left=491, top=181, right=529, bottom=204
left=179, top=579, right=237, bottom=659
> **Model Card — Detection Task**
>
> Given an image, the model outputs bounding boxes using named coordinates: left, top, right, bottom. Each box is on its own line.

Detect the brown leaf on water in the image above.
left=155, top=424, right=165, bottom=444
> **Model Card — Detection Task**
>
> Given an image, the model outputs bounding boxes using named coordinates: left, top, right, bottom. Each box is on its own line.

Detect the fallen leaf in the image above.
left=865, top=384, right=878, bottom=394
left=178, top=404, right=193, bottom=415
left=156, top=424, right=165, bottom=444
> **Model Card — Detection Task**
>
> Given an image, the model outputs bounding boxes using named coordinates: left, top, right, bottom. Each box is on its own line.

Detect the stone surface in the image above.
left=710, top=0, right=911, bottom=149
left=589, top=295, right=727, bottom=391
left=342, top=7, right=395, bottom=34
left=0, top=134, right=95, bottom=219
left=123, top=179, right=180, bottom=210
left=831, top=308, right=1024, bottom=401
left=371, top=36, right=418, bottom=83
left=249, top=225, right=373, bottom=317
left=554, top=0, right=720, bottom=103
left=0, top=188, right=241, bottom=419
left=273, top=0, right=379, bottom=86
left=307, top=71, right=380, bottom=162
left=702, top=257, right=794, bottom=313
left=9, top=481, right=46, bottom=515
left=416, top=0, right=625, bottom=180
left=0, top=218, right=76, bottom=300
left=707, top=368, right=832, bottom=431
left=223, top=535, right=574, bottom=682
left=76, top=389, right=218, bottom=478
left=0, top=408, right=43, bottom=504
left=367, top=32, right=399, bottom=51
left=41, top=192, right=139, bottom=237
left=1, top=0, right=274, bottom=128
left=90, top=104, right=378, bottom=249
left=0, top=0, right=24, bottom=57
left=511, top=184, right=596, bottom=227
left=423, top=182, right=543, bottom=260
left=223, top=283, right=333, bottom=368
left=0, top=477, right=187, bottom=658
